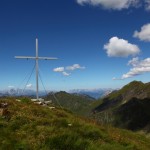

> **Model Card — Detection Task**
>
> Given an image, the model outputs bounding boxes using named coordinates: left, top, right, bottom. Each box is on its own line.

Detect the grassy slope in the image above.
left=44, top=91, right=93, bottom=115
left=87, top=81, right=150, bottom=132
left=109, top=81, right=150, bottom=100
left=0, top=98, right=150, bottom=150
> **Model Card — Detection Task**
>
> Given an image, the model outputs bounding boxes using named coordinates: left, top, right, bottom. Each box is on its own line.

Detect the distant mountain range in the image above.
left=0, top=88, right=113, bottom=99
left=0, top=89, right=46, bottom=97
left=69, top=88, right=113, bottom=99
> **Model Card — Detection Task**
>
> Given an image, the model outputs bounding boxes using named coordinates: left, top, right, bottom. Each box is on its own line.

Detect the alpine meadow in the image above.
left=0, top=0, right=150, bottom=149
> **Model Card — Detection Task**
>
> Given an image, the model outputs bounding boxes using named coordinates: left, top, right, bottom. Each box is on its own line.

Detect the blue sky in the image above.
left=0, top=0, right=150, bottom=91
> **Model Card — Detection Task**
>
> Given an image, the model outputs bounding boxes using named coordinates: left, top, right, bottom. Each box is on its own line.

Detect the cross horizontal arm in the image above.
left=15, top=56, right=36, bottom=59
left=38, top=57, right=58, bottom=60
left=15, top=56, right=58, bottom=60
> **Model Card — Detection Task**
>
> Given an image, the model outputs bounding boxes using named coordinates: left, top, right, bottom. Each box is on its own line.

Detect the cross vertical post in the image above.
left=36, top=38, right=39, bottom=100
left=15, top=38, right=58, bottom=101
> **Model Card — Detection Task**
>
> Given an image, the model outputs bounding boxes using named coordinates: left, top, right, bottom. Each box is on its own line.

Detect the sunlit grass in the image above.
left=0, top=98, right=150, bottom=150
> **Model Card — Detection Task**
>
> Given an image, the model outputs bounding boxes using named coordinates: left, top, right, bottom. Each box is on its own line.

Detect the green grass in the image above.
left=45, top=91, right=93, bottom=115
left=0, top=98, right=150, bottom=150
left=108, top=81, right=149, bottom=100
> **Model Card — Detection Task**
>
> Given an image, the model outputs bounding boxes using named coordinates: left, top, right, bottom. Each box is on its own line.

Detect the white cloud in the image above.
left=133, top=23, right=150, bottom=42
left=128, top=57, right=139, bottom=66
left=62, top=72, right=70, bottom=76
left=76, top=0, right=140, bottom=10
left=104, top=37, right=140, bottom=57
left=53, top=67, right=64, bottom=72
left=8, top=85, right=15, bottom=88
left=112, top=77, right=117, bottom=80
left=115, top=57, right=150, bottom=79
left=26, top=84, right=32, bottom=88
left=145, top=0, right=150, bottom=11
left=66, top=64, right=85, bottom=71
left=53, top=64, right=85, bottom=76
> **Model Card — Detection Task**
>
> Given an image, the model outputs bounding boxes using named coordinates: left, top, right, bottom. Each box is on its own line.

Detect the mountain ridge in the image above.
left=90, top=81, right=150, bottom=132
left=44, top=91, right=94, bottom=115
left=0, top=88, right=113, bottom=99
left=69, top=88, right=113, bottom=99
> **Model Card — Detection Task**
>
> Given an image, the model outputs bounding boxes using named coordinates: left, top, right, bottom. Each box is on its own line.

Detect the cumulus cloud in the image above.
left=76, top=0, right=140, bottom=10
left=145, top=0, right=150, bottom=11
left=53, top=64, right=85, bottom=76
left=115, top=57, right=150, bottom=79
left=26, top=84, right=32, bottom=88
left=53, top=67, right=64, bottom=72
left=104, top=37, right=140, bottom=57
left=62, top=72, right=70, bottom=76
left=66, top=64, right=85, bottom=71
left=133, top=23, right=150, bottom=42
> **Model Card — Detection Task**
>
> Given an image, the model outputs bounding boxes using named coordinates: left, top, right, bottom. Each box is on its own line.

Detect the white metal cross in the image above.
left=15, top=38, right=58, bottom=101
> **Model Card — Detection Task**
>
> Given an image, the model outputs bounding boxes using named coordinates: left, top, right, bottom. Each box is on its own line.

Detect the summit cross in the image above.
left=15, top=38, right=58, bottom=101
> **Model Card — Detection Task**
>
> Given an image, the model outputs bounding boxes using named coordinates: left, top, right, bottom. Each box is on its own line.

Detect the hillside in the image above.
left=44, top=91, right=94, bottom=115
left=90, top=81, right=150, bottom=132
left=108, top=81, right=150, bottom=101
left=0, top=98, right=150, bottom=150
